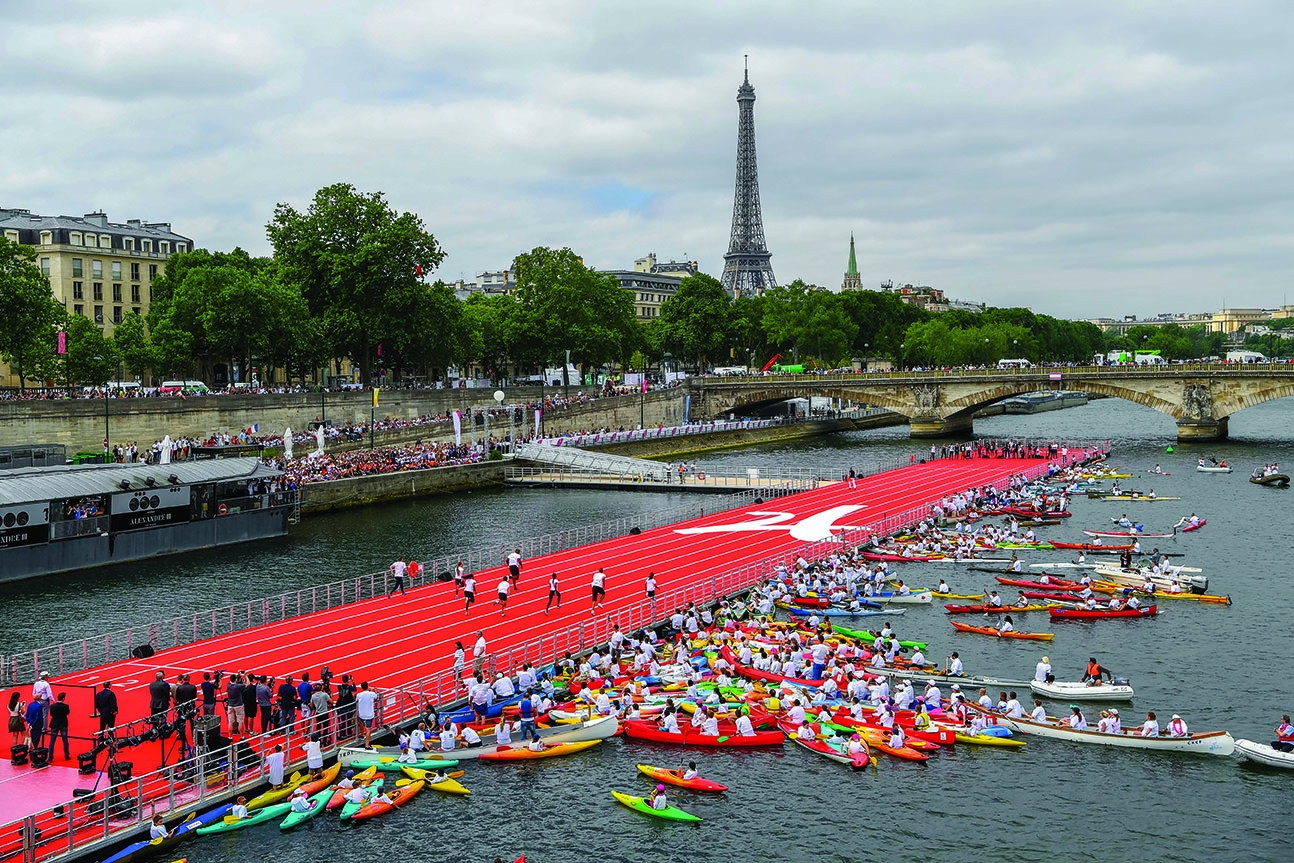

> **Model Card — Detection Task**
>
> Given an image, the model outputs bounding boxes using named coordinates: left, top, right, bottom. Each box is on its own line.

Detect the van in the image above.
left=997, top=358, right=1032, bottom=369
left=83, top=380, right=141, bottom=393
left=159, top=379, right=211, bottom=395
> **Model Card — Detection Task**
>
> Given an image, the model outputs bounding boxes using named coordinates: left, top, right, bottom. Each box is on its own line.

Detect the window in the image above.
left=73, top=304, right=83, bottom=317
left=40, top=257, right=50, bottom=277
left=112, top=307, right=123, bottom=324
left=3, top=229, right=17, bottom=242
left=93, top=282, right=103, bottom=301
left=176, top=243, right=186, bottom=253
left=111, top=261, right=121, bottom=280
left=112, top=284, right=122, bottom=303
left=85, top=234, right=97, bottom=248
left=130, top=262, right=139, bottom=281
left=72, top=258, right=83, bottom=278
left=132, top=307, right=141, bottom=317
left=39, top=231, right=52, bottom=245
left=99, top=234, right=111, bottom=248
left=159, top=241, right=170, bottom=254
left=92, top=260, right=102, bottom=278
left=93, top=305, right=103, bottom=323
left=148, top=264, right=157, bottom=280
left=142, top=239, right=152, bottom=253
left=124, top=237, right=134, bottom=251
left=70, top=231, right=82, bottom=245
left=131, top=285, right=140, bottom=303
left=73, top=281, right=83, bottom=300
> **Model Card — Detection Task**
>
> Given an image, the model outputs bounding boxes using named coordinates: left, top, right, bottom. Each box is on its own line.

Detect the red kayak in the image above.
left=1180, top=518, right=1206, bottom=532
left=1049, top=606, right=1157, bottom=620
left=623, top=719, right=784, bottom=747
left=996, top=576, right=1081, bottom=589
left=1051, top=541, right=1134, bottom=551
left=787, top=595, right=831, bottom=608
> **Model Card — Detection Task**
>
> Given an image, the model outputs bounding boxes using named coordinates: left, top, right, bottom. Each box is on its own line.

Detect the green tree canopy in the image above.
left=656, top=273, right=732, bottom=370
left=0, top=237, right=64, bottom=390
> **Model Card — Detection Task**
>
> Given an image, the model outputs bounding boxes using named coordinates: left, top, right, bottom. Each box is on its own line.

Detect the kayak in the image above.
left=279, top=786, right=335, bottom=831
left=195, top=801, right=293, bottom=835
left=400, top=767, right=471, bottom=794
left=1180, top=518, right=1207, bottom=532
left=996, top=576, right=1082, bottom=589
left=1049, top=606, right=1157, bottom=620
left=325, top=766, right=379, bottom=810
left=351, top=780, right=424, bottom=820
left=348, top=757, right=459, bottom=772
left=1083, top=530, right=1174, bottom=538
left=950, top=621, right=1055, bottom=641
left=611, top=790, right=702, bottom=822
left=830, top=625, right=929, bottom=651
left=935, top=725, right=1029, bottom=747
left=298, top=764, right=342, bottom=795
left=1051, top=542, right=1134, bottom=551
left=246, top=771, right=308, bottom=810
left=784, top=605, right=890, bottom=619
left=789, top=732, right=870, bottom=768
left=1090, top=580, right=1230, bottom=605
left=931, top=592, right=985, bottom=600
left=340, top=778, right=384, bottom=820
left=623, top=719, right=784, bottom=747
left=101, top=808, right=228, bottom=863
left=637, top=764, right=730, bottom=791
left=477, top=740, right=601, bottom=760
left=944, top=603, right=1059, bottom=614
left=1098, top=495, right=1180, bottom=501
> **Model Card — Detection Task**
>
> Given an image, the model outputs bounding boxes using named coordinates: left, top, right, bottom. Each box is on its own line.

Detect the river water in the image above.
left=8, top=398, right=1294, bottom=862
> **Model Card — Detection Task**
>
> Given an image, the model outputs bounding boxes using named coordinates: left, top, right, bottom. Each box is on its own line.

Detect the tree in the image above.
left=759, top=281, right=857, bottom=368
left=512, top=247, right=638, bottom=390
left=381, top=279, right=465, bottom=381
left=656, top=273, right=732, bottom=370
left=0, top=237, right=64, bottom=391
left=267, top=183, right=446, bottom=385
left=65, top=314, right=116, bottom=386
left=462, top=293, right=522, bottom=382
left=761, top=280, right=812, bottom=363
left=112, top=310, right=156, bottom=381
left=730, top=294, right=770, bottom=368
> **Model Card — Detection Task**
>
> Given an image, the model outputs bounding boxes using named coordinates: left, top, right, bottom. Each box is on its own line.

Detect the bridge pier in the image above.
left=1176, top=416, right=1228, bottom=442
left=909, top=415, right=974, bottom=438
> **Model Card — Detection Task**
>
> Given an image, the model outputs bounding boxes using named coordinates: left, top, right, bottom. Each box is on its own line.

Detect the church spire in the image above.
left=841, top=233, right=862, bottom=291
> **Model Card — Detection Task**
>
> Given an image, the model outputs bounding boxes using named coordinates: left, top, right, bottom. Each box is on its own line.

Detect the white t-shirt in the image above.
left=592, top=570, right=606, bottom=588
left=355, top=690, right=377, bottom=720
left=497, top=580, right=510, bottom=596
left=645, top=576, right=656, bottom=592
left=475, top=636, right=487, bottom=657
left=391, top=561, right=407, bottom=578
left=508, top=552, right=521, bottom=569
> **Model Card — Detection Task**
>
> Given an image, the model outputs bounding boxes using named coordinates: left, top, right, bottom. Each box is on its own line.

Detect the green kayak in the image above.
left=340, top=778, right=383, bottom=820
left=831, top=625, right=928, bottom=650
left=279, top=786, right=335, bottom=831
left=612, top=791, right=701, bottom=822
left=348, top=758, right=459, bottom=772
left=196, top=801, right=292, bottom=835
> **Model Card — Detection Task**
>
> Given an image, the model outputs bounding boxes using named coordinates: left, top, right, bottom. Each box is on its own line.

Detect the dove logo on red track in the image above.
left=674, top=505, right=867, bottom=542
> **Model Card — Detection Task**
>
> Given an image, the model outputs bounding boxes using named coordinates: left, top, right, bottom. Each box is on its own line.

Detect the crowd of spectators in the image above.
left=266, top=440, right=483, bottom=487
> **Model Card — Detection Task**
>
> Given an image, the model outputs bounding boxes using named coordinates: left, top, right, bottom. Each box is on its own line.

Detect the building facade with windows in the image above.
left=0, top=208, right=192, bottom=386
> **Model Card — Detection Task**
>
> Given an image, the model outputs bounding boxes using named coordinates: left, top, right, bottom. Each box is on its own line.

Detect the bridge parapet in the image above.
left=690, top=364, right=1294, bottom=441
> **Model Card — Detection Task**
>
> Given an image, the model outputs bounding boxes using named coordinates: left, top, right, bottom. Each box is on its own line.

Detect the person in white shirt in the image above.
left=507, top=548, right=523, bottom=587
left=1166, top=714, right=1189, bottom=737
left=977, top=688, right=993, bottom=709
left=265, top=744, right=287, bottom=787
left=1067, top=706, right=1088, bottom=731
left=472, top=632, right=488, bottom=677
left=289, top=788, right=313, bottom=813
left=922, top=682, right=941, bottom=710
left=947, top=652, right=964, bottom=676
left=660, top=709, right=681, bottom=733
left=1140, top=711, right=1160, bottom=737
left=148, top=815, right=172, bottom=841
left=733, top=711, right=755, bottom=736
left=1034, top=656, right=1052, bottom=683
left=461, top=726, right=482, bottom=747
left=230, top=797, right=249, bottom=819
left=1004, top=693, right=1024, bottom=719
left=438, top=726, right=457, bottom=751
left=494, top=720, right=512, bottom=745
left=701, top=710, right=720, bottom=736
left=909, top=648, right=926, bottom=667
left=787, top=701, right=806, bottom=727
left=1030, top=700, right=1048, bottom=723
left=396, top=745, right=417, bottom=764
left=495, top=578, right=511, bottom=615
left=590, top=567, right=608, bottom=609
left=410, top=724, right=428, bottom=752
left=492, top=674, right=515, bottom=699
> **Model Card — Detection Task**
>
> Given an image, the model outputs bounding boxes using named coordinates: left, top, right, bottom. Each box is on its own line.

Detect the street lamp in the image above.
left=493, top=389, right=508, bottom=455
left=95, top=354, right=109, bottom=460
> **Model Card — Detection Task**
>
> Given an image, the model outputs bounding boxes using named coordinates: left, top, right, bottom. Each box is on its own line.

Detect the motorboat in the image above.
left=1029, top=679, right=1135, bottom=701
left=1235, top=739, right=1294, bottom=769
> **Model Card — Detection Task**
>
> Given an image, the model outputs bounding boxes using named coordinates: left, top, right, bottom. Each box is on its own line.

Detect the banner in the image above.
left=0, top=504, right=49, bottom=549
left=373, top=388, right=380, bottom=408
left=684, top=394, right=691, bottom=424
left=452, top=410, right=462, bottom=446
left=110, top=487, right=191, bottom=532
left=57, top=331, right=66, bottom=355
left=535, top=408, right=542, bottom=434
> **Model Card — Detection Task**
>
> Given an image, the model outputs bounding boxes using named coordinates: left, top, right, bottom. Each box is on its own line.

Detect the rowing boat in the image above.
left=1052, top=541, right=1133, bottom=551
left=950, top=621, right=1055, bottom=641
left=983, top=711, right=1235, bottom=755
left=1029, top=679, right=1135, bottom=701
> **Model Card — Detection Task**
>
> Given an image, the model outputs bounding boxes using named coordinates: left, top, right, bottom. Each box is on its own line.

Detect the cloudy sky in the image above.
left=3, top=1, right=1291, bottom=317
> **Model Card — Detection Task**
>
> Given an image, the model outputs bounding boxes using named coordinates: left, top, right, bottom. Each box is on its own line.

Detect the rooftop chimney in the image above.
left=84, top=212, right=108, bottom=227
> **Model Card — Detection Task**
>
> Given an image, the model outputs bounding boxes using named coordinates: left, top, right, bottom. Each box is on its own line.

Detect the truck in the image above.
left=1225, top=350, right=1267, bottom=364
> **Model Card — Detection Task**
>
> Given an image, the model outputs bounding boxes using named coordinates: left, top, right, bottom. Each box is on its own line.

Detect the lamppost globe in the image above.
left=493, top=389, right=505, bottom=405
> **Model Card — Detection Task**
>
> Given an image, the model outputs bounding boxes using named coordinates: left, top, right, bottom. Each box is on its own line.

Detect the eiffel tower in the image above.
left=720, top=57, right=777, bottom=299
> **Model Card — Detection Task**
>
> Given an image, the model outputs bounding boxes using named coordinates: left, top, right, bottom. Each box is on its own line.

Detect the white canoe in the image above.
left=1030, top=679, right=1135, bottom=702
left=1235, top=739, right=1294, bottom=768
left=1093, top=567, right=1205, bottom=592
left=986, top=711, right=1234, bottom=755
left=1030, top=562, right=1100, bottom=570
left=339, top=714, right=619, bottom=765
left=1197, top=466, right=1233, bottom=473
left=875, top=591, right=933, bottom=605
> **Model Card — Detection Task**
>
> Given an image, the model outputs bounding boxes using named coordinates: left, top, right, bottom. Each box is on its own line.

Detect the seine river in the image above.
left=7, top=398, right=1294, bottom=862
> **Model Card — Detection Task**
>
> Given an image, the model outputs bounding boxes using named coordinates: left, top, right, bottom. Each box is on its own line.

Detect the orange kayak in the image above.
left=297, top=764, right=341, bottom=796
left=325, top=766, right=378, bottom=810
left=950, top=621, right=1055, bottom=641
left=350, top=780, right=424, bottom=820
left=477, top=740, right=601, bottom=761
left=636, top=764, right=728, bottom=791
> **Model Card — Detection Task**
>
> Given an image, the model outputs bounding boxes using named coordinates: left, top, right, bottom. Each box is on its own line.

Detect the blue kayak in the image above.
left=102, top=804, right=233, bottom=863
left=786, top=606, right=904, bottom=618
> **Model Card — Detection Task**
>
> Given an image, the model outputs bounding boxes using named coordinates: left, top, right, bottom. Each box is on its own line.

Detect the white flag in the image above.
left=452, top=409, right=462, bottom=446
left=159, top=435, right=172, bottom=464
left=283, top=426, right=293, bottom=459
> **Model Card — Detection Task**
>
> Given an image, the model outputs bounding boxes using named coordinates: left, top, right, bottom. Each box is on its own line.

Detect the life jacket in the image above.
left=1086, top=661, right=1101, bottom=679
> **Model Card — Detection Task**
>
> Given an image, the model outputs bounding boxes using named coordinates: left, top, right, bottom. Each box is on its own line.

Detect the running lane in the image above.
left=15, top=455, right=1071, bottom=773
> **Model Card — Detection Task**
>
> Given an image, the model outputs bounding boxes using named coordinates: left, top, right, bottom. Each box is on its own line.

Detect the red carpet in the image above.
left=1, top=453, right=1080, bottom=834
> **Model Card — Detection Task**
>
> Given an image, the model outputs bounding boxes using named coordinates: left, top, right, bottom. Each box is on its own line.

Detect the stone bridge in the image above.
left=687, top=365, right=1294, bottom=441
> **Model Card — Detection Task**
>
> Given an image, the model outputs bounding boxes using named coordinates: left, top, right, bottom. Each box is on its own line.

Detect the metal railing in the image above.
left=703, top=363, right=1294, bottom=385
left=503, top=465, right=819, bottom=491
left=2, top=442, right=1111, bottom=863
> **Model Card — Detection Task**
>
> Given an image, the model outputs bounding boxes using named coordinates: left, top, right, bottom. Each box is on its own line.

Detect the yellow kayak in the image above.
left=935, top=725, right=1028, bottom=747
left=933, top=592, right=985, bottom=600
left=1092, top=581, right=1230, bottom=605
left=246, top=771, right=309, bottom=810
left=401, top=766, right=470, bottom=794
